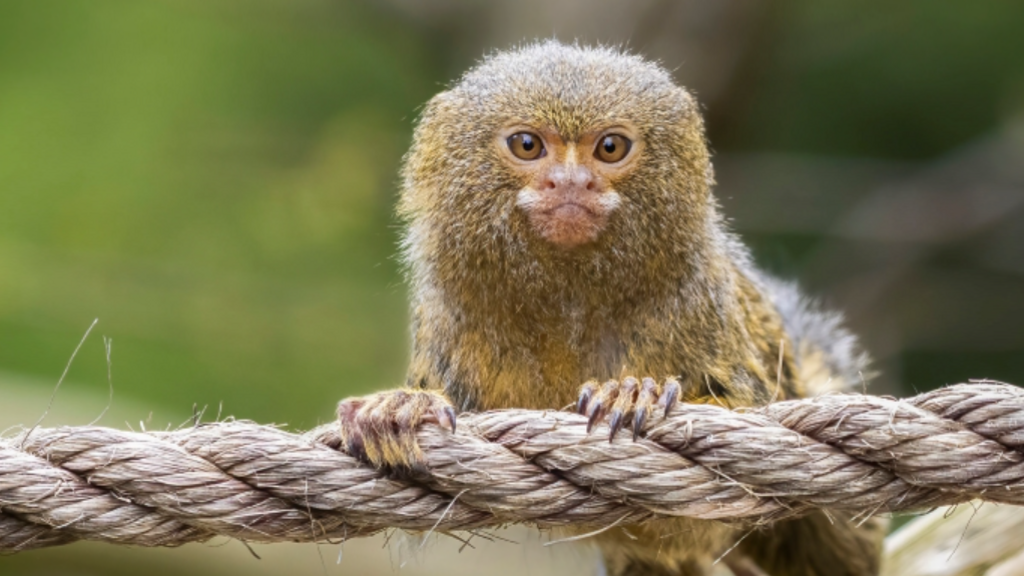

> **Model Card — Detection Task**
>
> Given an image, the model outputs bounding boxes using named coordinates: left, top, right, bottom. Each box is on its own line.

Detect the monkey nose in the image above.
left=542, top=165, right=595, bottom=192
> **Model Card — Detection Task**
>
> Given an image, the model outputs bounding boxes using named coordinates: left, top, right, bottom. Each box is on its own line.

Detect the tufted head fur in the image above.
left=400, top=41, right=723, bottom=320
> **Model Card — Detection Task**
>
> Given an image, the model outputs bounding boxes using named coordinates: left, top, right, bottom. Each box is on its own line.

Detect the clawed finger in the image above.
left=576, top=380, right=598, bottom=415
left=632, top=377, right=659, bottom=440
left=608, top=377, right=639, bottom=441
left=437, top=405, right=458, bottom=434
left=585, top=379, right=621, bottom=433
left=658, top=377, right=681, bottom=417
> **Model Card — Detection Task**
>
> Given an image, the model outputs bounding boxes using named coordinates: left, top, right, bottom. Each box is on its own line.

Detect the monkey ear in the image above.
left=414, top=89, right=455, bottom=122
left=675, top=86, right=701, bottom=116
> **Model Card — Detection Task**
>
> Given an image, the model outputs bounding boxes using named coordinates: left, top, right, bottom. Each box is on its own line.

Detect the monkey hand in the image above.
left=576, top=377, right=682, bottom=442
left=337, top=389, right=457, bottom=472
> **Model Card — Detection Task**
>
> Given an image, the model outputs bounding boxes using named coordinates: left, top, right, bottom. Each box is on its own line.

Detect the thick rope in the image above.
left=1, top=381, right=1022, bottom=552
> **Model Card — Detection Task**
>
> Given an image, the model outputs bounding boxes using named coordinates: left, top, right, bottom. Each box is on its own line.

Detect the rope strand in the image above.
left=1, top=382, right=1021, bottom=552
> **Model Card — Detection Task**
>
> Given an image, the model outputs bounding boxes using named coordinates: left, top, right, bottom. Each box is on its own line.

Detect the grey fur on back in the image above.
left=718, top=223, right=870, bottom=396
left=762, top=275, right=872, bottom=394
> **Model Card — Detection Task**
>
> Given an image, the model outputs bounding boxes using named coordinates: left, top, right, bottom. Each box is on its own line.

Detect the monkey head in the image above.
left=400, top=41, right=718, bottom=307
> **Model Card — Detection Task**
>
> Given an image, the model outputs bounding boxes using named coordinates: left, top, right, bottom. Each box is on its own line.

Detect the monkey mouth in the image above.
left=529, top=202, right=608, bottom=249
left=515, top=188, right=617, bottom=249
left=542, top=202, right=598, bottom=218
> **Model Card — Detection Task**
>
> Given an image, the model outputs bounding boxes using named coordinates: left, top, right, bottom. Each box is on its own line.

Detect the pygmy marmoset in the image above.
left=337, top=41, right=886, bottom=576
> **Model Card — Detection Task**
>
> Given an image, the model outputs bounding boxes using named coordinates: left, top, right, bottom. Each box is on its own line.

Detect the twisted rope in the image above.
left=1, top=382, right=1022, bottom=552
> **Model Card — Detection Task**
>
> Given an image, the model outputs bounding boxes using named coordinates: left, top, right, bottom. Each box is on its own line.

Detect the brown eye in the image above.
left=507, top=132, right=545, bottom=160
left=595, top=134, right=631, bottom=163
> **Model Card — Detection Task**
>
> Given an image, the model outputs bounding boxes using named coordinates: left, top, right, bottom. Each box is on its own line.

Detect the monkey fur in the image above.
left=338, top=41, right=886, bottom=576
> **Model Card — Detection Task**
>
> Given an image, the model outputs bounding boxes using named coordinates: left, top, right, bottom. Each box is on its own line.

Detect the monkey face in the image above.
left=400, top=42, right=716, bottom=301
left=497, top=124, right=640, bottom=249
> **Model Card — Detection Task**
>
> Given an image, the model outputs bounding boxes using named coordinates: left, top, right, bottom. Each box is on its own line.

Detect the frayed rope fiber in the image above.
left=2, top=382, right=1023, bottom=552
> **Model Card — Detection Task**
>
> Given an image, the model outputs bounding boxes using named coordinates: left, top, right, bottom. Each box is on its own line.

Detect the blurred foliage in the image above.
left=0, top=0, right=442, bottom=427
left=717, top=0, right=1024, bottom=157
left=1, top=0, right=1023, bottom=427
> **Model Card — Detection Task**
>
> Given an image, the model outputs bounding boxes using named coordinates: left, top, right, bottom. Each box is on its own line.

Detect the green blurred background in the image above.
left=1, top=0, right=1023, bottom=574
